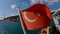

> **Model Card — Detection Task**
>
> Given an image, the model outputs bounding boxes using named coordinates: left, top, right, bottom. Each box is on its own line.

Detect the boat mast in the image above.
left=4, top=11, right=5, bottom=20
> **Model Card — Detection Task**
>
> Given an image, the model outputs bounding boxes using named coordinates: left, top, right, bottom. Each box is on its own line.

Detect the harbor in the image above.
left=0, top=8, right=59, bottom=34
left=0, top=0, right=60, bottom=34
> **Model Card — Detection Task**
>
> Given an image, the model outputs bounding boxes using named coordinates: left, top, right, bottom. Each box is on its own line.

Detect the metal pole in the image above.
left=16, top=7, right=26, bottom=34
left=47, top=27, right=49, bottom=34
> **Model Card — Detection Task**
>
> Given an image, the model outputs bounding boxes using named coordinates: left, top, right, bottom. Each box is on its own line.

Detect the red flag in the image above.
left=20, top=4, right=52, bottom=30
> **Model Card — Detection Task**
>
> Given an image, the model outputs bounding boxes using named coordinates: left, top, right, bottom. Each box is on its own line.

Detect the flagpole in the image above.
left=16, top=6, right=26, bottom=34
left=47, top=27, right=49, bottom=34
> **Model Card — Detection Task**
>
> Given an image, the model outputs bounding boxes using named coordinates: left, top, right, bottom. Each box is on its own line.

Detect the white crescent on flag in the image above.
left=24, top=12, right=37, bottom=22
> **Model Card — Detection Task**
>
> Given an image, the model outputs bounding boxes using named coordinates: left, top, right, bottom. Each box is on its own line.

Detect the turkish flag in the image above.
left=20, top=4, right=52, bottom=30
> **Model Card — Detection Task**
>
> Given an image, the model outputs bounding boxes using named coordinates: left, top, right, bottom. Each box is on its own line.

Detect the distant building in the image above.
left=4, top=11, right=57, bottom=22
left=4, top=15, right=20, bottom=22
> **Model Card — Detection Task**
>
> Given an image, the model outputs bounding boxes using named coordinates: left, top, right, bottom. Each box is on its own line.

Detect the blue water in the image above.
left=0, top=19, right=59, bottom=34
left=0, top=21, right=40, bottom=34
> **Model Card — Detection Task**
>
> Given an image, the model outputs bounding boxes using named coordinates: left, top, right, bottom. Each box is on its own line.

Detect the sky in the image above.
left=0, top=0, right=60, bottom=20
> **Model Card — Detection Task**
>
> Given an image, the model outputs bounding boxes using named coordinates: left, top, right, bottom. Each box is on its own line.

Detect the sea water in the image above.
left=0, top=21, right=40, bottom=34
left=0, top=19, right=59, bottom=34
